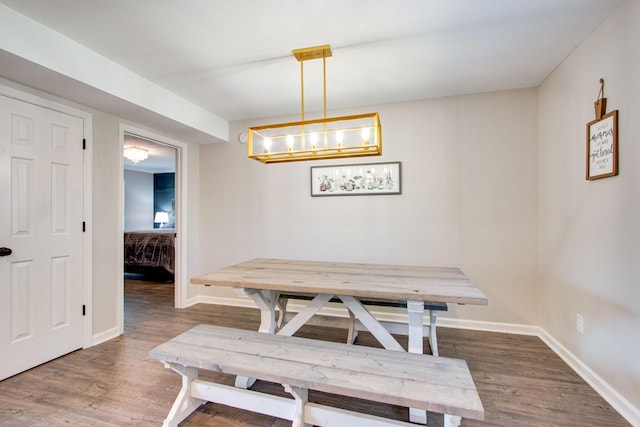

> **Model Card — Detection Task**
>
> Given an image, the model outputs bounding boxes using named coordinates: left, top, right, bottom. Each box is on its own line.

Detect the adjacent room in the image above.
left=0, top=1, right=638, bottom=426
left=123, top=134, right=177, bottom=284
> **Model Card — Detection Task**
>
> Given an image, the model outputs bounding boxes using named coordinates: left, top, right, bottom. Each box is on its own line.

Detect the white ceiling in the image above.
left=0, top=0, right=624, bottom=144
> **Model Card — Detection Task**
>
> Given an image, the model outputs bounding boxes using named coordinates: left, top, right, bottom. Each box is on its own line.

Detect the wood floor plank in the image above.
left=0, top=278, right=630, bottom=427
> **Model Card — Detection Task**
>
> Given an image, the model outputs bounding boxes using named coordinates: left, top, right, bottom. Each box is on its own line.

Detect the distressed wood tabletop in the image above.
left=191, top=258, right=488, bottom=306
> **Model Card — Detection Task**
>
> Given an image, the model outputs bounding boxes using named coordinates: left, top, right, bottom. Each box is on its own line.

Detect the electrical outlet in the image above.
left=576, top=314, right=584, bottom=334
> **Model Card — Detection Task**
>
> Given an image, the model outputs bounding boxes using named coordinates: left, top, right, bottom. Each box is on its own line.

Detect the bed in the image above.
left=124, top=229, right=175, bottom=279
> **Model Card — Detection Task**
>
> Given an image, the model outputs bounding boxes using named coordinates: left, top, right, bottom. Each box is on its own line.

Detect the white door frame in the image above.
left=118, top=124, right=188, bottom=320
left=0, top=82, right=93, bottom=348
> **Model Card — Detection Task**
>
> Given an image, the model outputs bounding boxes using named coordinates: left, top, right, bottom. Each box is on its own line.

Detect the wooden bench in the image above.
left=277, top=293, right=448, bottom=355
left=149, top=324, right=484, bottom=427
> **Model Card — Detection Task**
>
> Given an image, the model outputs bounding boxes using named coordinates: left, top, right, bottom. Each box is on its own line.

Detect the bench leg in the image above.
left=283, top=384, right=311, bottom=427
left=444, top=414, right=462, bottom=427
left=347, top=309, right=358, bottom=344
left=162, top=363, right=206, bottom=427
left=429, top=309, right=439, bottom=356
left=234, top=374, right=256, bottom=389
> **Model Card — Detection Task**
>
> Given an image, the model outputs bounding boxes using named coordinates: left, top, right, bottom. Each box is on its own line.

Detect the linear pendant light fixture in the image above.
left=248, top=45, right=382, bottom=163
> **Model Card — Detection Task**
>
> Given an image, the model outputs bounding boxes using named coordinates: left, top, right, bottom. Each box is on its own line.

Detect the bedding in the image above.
left=124, top=229, right=175, bottom=276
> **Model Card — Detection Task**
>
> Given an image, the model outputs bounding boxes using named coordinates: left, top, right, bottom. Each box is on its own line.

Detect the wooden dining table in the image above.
left=191, top=258, right=488, bottom=424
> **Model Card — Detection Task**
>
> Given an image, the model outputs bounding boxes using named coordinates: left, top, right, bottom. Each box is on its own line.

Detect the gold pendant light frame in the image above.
left=248, top=45, right=382, bottom=163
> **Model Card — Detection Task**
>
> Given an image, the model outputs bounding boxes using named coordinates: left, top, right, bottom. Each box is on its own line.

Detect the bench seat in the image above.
left=277, top=293, right=448, bottom=355
left=149, top=324, right=484, bottom=427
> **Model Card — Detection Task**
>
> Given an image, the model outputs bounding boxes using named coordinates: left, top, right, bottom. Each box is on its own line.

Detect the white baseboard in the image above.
left=437, top=316, right=542, bottom=336
left=537, top=329, right=640, bottom=426
left=91, top=325, right=122, bottom=346
left=191, top=296, right=639, bottom=426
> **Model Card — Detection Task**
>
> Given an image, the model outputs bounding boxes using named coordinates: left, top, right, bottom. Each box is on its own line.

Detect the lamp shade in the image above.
left=154, top=212, right=169, bottom=224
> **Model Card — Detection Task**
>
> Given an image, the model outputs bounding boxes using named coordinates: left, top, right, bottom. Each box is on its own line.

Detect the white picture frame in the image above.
left=310, top=161, right=401, bottom=197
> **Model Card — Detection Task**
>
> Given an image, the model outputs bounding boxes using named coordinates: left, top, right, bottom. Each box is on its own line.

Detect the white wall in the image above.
left=538, top=0, right=640, bottom=416
left=88, top=110, right=122, bottom=335
left=123, top=169, right=153, bottom=230
left=94, top=113, right=202, bottom=333
left=197, top=88, right=539, bottom=325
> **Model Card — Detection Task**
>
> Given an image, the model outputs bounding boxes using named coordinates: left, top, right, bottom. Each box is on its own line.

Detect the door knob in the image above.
left=0, top=247, right=12, bottom=257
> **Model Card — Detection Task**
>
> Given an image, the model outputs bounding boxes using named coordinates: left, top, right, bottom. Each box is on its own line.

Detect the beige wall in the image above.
left=196, top=88, right=540, bottom=325
left=184, top=139, right=201, bottom=302
left=538, top=0, right=640, bottom=412
left=91, top=111, right=122, bottom=334
left=93, top=113, right=202, bottom=331
left=124, top=169, right=154, bottom=231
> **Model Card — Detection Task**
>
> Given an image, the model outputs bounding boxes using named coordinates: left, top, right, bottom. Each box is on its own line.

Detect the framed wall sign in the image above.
left=586, top=110, right=618, bottom=180
left=310, top=161, right=401, bottom=196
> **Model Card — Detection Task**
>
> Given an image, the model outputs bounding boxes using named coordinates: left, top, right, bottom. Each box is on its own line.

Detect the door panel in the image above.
left=10, top=260, right=33, bottom=341
left=51, top=255, right=71, bottom=329
left=1, top=95, right=84, bottom=380
left=11, top=157, right=33, bottom=236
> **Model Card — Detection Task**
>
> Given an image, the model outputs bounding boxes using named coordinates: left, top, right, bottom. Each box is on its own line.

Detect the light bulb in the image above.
left=310, top=132, right=318, bottom=149
left=264, top=137, right=272, bottom=153
left=362, top=127, right=370, bottom=149
left=336, top=130, right=344, bottom=146
left=286, top=135, right=294, bottom=148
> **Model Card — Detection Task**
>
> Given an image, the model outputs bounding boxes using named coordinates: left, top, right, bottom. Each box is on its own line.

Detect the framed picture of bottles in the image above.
left=310, top=161, right=401, bottom=197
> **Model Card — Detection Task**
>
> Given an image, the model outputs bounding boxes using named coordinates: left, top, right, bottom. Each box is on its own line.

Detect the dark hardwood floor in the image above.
left=0, top=279, right=630, bottom=426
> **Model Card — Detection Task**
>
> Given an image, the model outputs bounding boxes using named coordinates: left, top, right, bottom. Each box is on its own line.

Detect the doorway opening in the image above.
left=123, top=134, right=176, bottom=283
left=118, top=125, right=189, bottom=331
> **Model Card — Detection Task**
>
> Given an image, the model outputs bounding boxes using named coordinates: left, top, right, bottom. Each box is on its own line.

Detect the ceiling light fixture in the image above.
left=123, top=146, right=149, bottom=164
left=248, top=45, right=382, bottom=163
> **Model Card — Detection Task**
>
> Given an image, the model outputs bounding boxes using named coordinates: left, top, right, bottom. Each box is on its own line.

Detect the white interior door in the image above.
left=0, top=95, right=85, bottom=380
